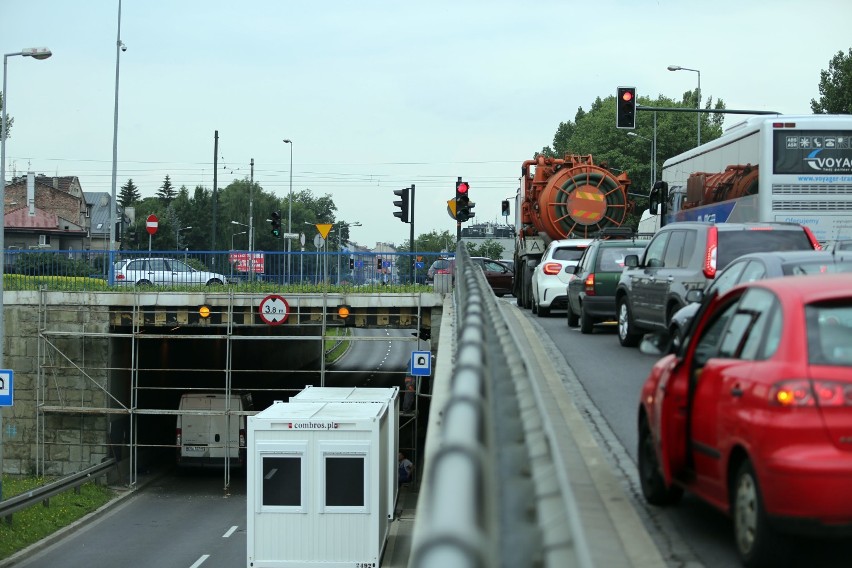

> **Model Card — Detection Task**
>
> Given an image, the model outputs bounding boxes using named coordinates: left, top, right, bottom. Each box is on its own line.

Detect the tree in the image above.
left=156, top=175, right=177, bottom=203
left=119, top=178, right=141, bottom=207
left=465, top=240, right=505, bottom=259
left=811, top=48, right=852, bottom=114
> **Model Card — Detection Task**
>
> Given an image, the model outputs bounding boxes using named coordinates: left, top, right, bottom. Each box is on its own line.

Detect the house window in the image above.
left=320, top=442, right=370, bottom=513
left=39, top=235, right=50, bottom=246
left=85, top=205, right=91, bottom=218
left=256, top=442, right=307, bottom=513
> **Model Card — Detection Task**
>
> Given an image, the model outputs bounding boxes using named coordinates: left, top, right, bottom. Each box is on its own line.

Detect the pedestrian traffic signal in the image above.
left=501, top=199, right=510, bottom=217
left=393, top=187, right=410, bottom=223
left=456, top=180, right=470, bottom=222
left=616, top=86, right=636, bottom=129
left=270, top=210, right=282, bottom=237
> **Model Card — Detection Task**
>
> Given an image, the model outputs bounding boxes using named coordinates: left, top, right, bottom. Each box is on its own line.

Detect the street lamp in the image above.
left=1, top=45, right=52, bottom=500
left=667, top=64, right=701, bottom=146
left=109, top=0, right=125, bottom=285
left=627, top=131, right=656, bottom=188
left=231, top=231, right=247, bottom=250
left=283, top=139, right=293, bottom=283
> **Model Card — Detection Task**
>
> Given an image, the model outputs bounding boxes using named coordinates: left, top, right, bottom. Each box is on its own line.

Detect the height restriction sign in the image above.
left=258, top=295, right=290, bottom=326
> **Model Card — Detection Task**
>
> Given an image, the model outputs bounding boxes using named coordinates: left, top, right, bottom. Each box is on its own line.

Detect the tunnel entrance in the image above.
left=35, top=293, right=432, bottom=490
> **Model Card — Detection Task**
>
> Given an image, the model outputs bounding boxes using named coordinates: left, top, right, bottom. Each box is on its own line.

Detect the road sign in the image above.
left=410, top=351, right=431, bottom=376
left=0, top=370, right=14, bottom=407
left=313, top=234, right=325, bottom=249
left=146, top=214, right=159, bottom=235
left=258, top=295, right=290, bottom=326
left=446, top=198, right=457, bottom=220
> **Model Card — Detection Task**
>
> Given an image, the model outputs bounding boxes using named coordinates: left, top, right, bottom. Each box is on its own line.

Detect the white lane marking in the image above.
left=189, top=555, right=210, bottom=568
left=223, top=525, right=238, bottom=538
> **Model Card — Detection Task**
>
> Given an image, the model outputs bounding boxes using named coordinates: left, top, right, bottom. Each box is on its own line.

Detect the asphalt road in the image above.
left=521, top=301, right=852, bottom=568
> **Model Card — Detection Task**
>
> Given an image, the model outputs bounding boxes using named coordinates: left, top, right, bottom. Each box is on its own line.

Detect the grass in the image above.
left=0, top=475, right=116, bottom=559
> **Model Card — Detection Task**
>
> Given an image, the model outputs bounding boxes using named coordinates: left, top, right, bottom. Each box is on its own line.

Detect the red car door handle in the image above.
left=730, top=386, right=744, bottom=397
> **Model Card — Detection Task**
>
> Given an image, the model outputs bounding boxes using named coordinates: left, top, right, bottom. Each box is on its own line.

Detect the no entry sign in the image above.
left=146, top=214, right=159, bottom=235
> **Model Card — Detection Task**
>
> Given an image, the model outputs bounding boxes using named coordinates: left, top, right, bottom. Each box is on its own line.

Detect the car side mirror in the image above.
left=685, top=289, right=704, bottom=303
left=572, top=265, right=581, bottom=275
left=639, top=331, right=677, bottom=356
left=624, top=254, right=639, bottom=268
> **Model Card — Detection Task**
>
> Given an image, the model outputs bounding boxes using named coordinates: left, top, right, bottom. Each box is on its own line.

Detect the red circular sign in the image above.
left=146, top=214, right=159, bottom=236
left=259, top=295, right=290, bottom=325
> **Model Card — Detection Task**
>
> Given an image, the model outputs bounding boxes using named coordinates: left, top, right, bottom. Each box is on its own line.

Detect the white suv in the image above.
left=531, top=238, right=593, bottom=317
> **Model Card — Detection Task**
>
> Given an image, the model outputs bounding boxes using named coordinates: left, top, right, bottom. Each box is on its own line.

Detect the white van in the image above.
left=176, top=392, right=254, bottom=467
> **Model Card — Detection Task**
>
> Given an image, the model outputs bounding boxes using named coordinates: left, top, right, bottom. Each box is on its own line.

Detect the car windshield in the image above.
left=717, top=230, right=812, bottom=269
left=597, top=246, right=644, bottom=271
left=807, top=302, right=852, bottom=366
left=553, top=248, right=586, bottom=261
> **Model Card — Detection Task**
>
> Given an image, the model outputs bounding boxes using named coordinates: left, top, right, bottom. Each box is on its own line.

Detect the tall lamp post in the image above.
left=109, top=0, right=125, bottom=285
left=627, top=131, right=656, bottom=189
left=283, top=139, right=293, bottom=283
left=1, top=45, right=52, bottom=500
left=667, top=64, right=701, bottom=146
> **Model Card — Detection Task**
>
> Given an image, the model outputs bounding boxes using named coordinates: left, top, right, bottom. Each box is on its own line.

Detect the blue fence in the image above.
left=1, top=249, right=453, bottom=292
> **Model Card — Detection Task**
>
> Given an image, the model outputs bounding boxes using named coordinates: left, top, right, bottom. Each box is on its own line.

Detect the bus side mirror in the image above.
left=651, top=181, right=669, bottom=217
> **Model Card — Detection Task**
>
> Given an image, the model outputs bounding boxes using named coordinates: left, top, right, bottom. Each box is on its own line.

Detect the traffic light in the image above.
left=393, top=187, right=410, bottom=223
left=349, top=258, right=355, bottom=270
left=456, top=180, right=470, bottom=222
left=501, top=200, right=510, bottom=217
left=270, top=210, right=282, bottom=237
left=377, top=257, right=383, bottom=270
left=616, top=86, right=636, bottom=129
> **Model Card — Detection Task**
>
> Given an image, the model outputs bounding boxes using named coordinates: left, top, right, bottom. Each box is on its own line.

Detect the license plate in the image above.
left=184, top=446, right=207, bottom=453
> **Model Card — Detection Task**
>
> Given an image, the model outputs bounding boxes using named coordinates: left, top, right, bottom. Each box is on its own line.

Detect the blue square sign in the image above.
left=0, top=370, right=13, bottom=407
left=410, top=351, right=432, bottom=376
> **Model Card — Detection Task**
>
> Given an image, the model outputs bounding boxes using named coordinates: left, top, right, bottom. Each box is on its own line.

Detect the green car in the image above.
left=567, top=239, right=648, bottom=333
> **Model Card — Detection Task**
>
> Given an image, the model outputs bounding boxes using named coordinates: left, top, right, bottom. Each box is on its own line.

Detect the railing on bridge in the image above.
left=1, top=249, right=453, bottom=292
left=411, top=246, right=593, bottom=568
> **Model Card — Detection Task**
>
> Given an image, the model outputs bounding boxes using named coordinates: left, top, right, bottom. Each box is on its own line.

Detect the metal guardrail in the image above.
left=0, top=458, right=116, bottom=522
left=411, top=247, right=592, bottom=568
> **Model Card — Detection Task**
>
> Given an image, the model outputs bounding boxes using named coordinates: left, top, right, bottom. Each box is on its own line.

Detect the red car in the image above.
left=637, top=273, right=852, bottom=567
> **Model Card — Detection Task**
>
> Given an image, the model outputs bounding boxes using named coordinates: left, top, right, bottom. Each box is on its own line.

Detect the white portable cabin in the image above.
left=290, top=386, right=400, bottom=520
left=247, top=401, right=391, bottom=567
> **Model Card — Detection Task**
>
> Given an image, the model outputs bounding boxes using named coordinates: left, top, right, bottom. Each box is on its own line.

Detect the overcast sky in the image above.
left=3, top=0, right=850, bottom=248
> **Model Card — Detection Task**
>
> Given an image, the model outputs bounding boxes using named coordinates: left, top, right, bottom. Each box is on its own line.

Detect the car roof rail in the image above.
left=594, top=227, right=636, bottom=240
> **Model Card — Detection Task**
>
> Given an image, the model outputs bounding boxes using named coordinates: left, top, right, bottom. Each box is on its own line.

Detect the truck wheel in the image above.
left=567, top=306, right=579, bottom=328
left=522, top=267, right=533, bottom=309
left=580, top=306, right=594, bottom=334
left=617, top=299, right=641, bottom=347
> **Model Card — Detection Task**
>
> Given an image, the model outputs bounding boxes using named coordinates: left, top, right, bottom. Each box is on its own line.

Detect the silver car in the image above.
left=114, top=257, right=228, bottom=287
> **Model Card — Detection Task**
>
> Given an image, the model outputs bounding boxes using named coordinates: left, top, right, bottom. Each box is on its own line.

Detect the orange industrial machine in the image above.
left=514, top=154, right=632, bottom=307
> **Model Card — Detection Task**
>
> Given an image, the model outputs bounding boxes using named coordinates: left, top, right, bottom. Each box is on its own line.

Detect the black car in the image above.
left=427, top=256, right=513, bottom=296
left=666, top=249, right=852, bottom=350
left=614, top=221, right=821, bottom=347
left=567, top=238, right=647, bottom=333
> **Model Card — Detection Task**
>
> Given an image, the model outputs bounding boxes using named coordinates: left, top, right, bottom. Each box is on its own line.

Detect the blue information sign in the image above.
left=410, top=351, right=432, bottom=377
left=0, top=370, right=14, bottom=407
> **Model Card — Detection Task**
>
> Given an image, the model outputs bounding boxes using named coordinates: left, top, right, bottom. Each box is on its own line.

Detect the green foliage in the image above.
left=465, top=239, right=505, bottom=259
left=12, top=253, right=96, bottom=277
left=156, top=174, right=177, bottom=203
left=0, top=475, right=115, bottom=559
left=118, top=178, right=142, bottom=207
left=811, top=48, right=852, bottom=114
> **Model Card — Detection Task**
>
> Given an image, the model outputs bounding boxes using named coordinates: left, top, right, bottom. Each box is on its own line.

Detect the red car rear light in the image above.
left=543, top=262, right=562, bottom=275
left=802, top=226, right=822, bottom=250
left=436, top=268, right=450, bottom=274
left=116, top=274, right=125, bottom=281
left=770, top=380, right=852, bottom=407
left=584, top=274, right=596, bottom=296
left=703, top=226, right=718, bottom=279
left=176, top=428, right=182, bottom=445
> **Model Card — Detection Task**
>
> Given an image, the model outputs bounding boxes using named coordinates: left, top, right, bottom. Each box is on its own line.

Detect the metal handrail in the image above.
left=0, top=458, right=116, bottom=521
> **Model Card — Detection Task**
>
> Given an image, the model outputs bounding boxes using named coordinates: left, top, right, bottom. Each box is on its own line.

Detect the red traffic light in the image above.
left=457, top=181, right=469, bottom=194
left=621, top=90, right=633, bottom=102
